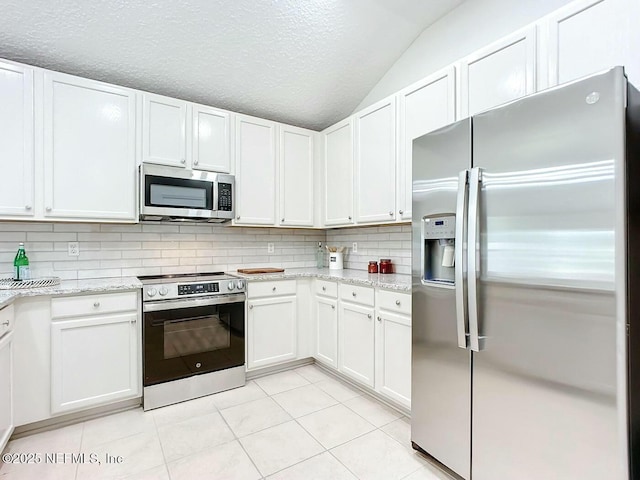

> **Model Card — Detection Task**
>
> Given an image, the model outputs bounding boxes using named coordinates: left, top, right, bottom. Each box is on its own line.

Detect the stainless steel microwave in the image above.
left=139, top=164, right=234, bottom=223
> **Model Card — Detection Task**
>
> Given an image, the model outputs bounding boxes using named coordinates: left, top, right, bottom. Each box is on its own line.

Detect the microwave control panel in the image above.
left=218, top=183, right=233, bottom=211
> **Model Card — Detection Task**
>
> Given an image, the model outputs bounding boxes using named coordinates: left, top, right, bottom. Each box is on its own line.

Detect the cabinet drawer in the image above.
left=315, top=279, right=338, bottom=298
left=376, top=290, right=411, bottom=316
left=339, top=283, right=374, bottom=306
left=248, top=280, right=296, bottom=298
left=51, top=291, right=138, bottom=319
left=0, top=304, right=14, bottom=337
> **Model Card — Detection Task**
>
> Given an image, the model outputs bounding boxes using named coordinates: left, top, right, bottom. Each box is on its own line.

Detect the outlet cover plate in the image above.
left=68, top=242, right=80, bottom=256
left=352, top=242, right=358, bottom=253
left=267, top=243, right=275, bottom=254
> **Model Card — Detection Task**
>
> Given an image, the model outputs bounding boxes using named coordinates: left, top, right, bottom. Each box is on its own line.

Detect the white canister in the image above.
left=329, top=252, right=344, bottom=270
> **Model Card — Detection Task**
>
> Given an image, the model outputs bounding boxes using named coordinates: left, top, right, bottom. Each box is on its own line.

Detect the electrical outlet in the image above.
left=267, top=242, right=275, bottom=254
left=68, top=242, right=80, bottom=256
left=352, top=242, right=358, bottom=253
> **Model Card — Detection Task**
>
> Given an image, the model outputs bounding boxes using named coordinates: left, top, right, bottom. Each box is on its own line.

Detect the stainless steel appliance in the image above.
left=140, top=272, right=246, bottom=410
left=140, top=164, right=234, bottom=222
left=411, top=67, right=640, bottom=480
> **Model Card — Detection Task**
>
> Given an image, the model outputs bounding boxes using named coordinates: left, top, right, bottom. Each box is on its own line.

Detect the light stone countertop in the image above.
left=231, top=267, right=412, bottom=292
left=0, top=277, right=142, bottom=310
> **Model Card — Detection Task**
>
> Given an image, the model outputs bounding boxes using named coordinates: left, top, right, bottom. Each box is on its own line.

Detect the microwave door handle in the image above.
left=455, top=170, right=469, bottom=349
left=467, top=167, right=485, bottom=352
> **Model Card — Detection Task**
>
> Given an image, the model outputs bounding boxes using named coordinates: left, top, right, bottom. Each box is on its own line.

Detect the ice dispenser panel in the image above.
left=422, top=214, right=456, bottom=286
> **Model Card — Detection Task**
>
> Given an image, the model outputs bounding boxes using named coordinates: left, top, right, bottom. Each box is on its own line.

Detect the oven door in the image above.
left=143, top=295, right=245, bottom=386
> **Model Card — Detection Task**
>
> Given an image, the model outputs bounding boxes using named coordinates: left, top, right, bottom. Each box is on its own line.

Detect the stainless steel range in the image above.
left=139, top=272, right=246, bottom=410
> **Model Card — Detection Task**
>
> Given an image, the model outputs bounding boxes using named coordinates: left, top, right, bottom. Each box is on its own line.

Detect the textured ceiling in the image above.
left=0, top=0, right=464, bottom=130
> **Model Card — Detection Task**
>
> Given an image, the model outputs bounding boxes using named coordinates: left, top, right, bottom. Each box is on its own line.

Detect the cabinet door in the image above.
left=192, top=104, right=230, bottom=172
left=458, top=27, right=536, bottom=118
left=235, top=115, right=277, bottom=225
left=315, top=296, right=338, bottom=368
left=142, top=93, right=188, bottom=167
left=355, top=98, right=396, bottom=224
left=51, top=313, right=139, bottom=414
left=338, top=302, right=375, bottom=387
left=43, top=73, right=137, bottom=221
left=323, top=119, right=354, bottom=226
left=0, top=61, right=34, bottom=218
left=279, top=125, right=314, bottom=227
left=375, top=310, right=411, bottom=409
left=543, top=0, right=639, bottom=88
left=0, top=332, right=13, bottom=453
left=247, top=296, right=297, bottom=369
left=397, top=67, right=456, bottom=221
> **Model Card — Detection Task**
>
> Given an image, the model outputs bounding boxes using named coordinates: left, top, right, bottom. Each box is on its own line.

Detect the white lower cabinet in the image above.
left=0, top=305, right=14, bottom=453
left=50, top=291, right=140, bottom=415
left=338, top=301, right=375, bottom=388
left=375, top=309, right=411, bottom=409
left=315, top=295, right=338, bottom=368
left=247, top=294, right=297, bottom=370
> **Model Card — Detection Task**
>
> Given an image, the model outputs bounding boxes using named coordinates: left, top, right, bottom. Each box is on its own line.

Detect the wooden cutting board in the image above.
left=237, top=268, right=285, bottom=274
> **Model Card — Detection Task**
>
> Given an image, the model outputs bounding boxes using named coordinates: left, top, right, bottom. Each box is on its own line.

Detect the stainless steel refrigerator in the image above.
left=411, top=66, right=640, bottom=480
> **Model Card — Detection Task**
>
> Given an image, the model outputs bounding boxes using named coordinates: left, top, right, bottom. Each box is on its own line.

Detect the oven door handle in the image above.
left=143, top=294, right=246, bottom=312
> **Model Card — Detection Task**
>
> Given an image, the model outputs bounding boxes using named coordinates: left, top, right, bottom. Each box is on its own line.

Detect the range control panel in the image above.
left=178, top=282, right=220, bottom=296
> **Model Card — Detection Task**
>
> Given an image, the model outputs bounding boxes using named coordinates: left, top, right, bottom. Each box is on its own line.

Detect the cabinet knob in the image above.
left=348, top=216, right=352, bottom=221
left=331, top=305, right=335, bottom=310
left=194, top=159, right=199, bottom=165
left=25, top=205, right=32, bottom=210
left=399, top=210, right=404, bottom=215
left=45, top=206, right=52, bottom=212
left=352, top=292, right=356, bottom=297
left=395, top=300, right=401, bottom=306
left=389, top=211, right=393, bottom=216
left=367, top=314, right=372, bottom=319
left=272, top=287, right=276, bottom=292
left=322, top=286, right=326, bottom=291
left=377, top=316, right=381, bottom=322
left=1, top=321, right=9, bottom=327
left=249, top=304, right=253, bottom=309
left=180, top=158, right=186, bottom=164
left=130, top=317, right=137, bottom=324
left=281, top=218, right=285, bottom=222
left=93, top=301, right=100, bottom=308
left=236, top=215, right=241, bottom=220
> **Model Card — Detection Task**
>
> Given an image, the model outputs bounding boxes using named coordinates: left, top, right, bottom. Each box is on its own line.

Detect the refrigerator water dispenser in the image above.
left=422, top=214, right=456, bottom=285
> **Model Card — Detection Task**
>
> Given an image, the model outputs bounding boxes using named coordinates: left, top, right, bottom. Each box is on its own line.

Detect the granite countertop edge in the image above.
left=231, top=268, right=412, bottom=292
left=0, top=277, right=142, bottom=309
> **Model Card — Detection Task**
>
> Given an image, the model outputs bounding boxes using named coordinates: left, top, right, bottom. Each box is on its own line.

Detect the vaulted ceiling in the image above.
left=0, top=0, right=464, bottom=130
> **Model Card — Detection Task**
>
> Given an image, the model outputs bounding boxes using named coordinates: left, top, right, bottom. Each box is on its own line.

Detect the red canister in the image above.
left=368, top=261, right=378, bottom=273
left=379, top=259, right=393, bottom=274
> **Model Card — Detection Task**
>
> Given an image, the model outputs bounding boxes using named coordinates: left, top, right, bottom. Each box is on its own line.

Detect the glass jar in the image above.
left=368, top=261, right=378, bottom=273
left=379, top=259, right=393, bottom=274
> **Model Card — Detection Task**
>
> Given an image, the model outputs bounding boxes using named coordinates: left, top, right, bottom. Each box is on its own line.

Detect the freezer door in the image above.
left=471, top=68, right=627, bottom=480
left=411, top=119, right=471, bottom=479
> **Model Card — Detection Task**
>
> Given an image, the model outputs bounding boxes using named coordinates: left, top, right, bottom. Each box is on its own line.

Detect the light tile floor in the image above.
left=0, top=365, right=454, bottom=480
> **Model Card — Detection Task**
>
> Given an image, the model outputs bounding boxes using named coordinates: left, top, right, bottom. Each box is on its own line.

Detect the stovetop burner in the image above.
left=137, top=271, right=226, bottom=281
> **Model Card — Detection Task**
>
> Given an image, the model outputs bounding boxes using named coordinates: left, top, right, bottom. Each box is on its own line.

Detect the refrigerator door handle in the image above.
left=455, top=169, right=469, bottom=349
left=467, top=167, right=486, bottom=352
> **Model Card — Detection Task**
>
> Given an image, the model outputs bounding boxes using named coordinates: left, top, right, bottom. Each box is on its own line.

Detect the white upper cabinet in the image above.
left=235, top=115, right=277, bottom=225
left=458, top=26, right=537, bottom=118
left=43, top=72, right=137, bottom=221
left=542, top=0, right=640, bottom=88
left=192, top=104, right=231, bottom=172
left=397, top=67, right=456, bottom=222
left=0, top=61, right=34, bottom=219
left=142, top=93, right=188, bottom=168
left=355, top=97, right=396, bottom=224
left=323, top=118, right=354, bottom=226
left=279, top=125, right=314, bottom=227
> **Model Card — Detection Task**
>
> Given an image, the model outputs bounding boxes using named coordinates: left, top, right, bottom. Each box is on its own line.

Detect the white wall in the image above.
left=354, top=0, right=574, bottom=111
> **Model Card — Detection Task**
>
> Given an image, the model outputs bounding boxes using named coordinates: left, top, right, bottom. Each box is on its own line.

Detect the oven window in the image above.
left=164, top=313, right=230, bottom=359
left=145, top=175, right=214, bottom=210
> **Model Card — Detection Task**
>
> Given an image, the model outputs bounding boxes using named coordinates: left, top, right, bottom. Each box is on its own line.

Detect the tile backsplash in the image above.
left=325, top=224, right=412, bottom=275
left=0, top=222, right=325, bottom=280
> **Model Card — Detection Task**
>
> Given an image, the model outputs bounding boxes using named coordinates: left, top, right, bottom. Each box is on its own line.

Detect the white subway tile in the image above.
left=54, top=223, right=100, bottom=232
left=142, top=224, right=179, bottom=233
left=77, top=269, right=122, bottom=279
left=142, top=258, right=180, bottom=267
left=28, top=232, right=77, bottom=242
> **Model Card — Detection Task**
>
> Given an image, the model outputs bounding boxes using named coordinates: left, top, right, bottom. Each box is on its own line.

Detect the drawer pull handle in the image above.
left=1, top=321, right=9, bottom=327
left=367, top=314, right=372, bottom=319
left=352, top=292, right=356, bottom=297
left=93, top=301, right=100, bottom=308
left=395, top=300, right=401, bottom=306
